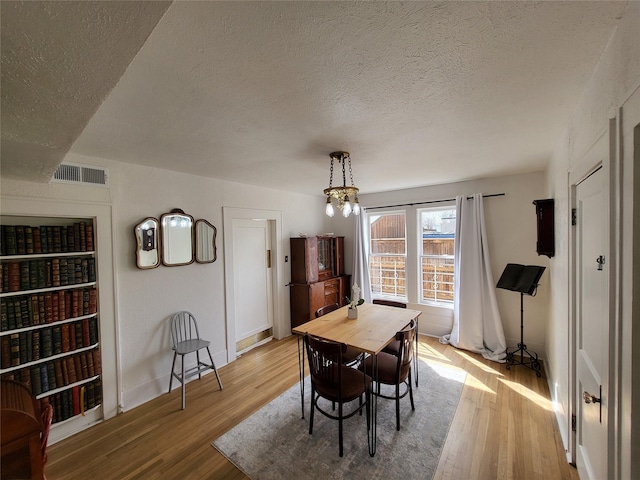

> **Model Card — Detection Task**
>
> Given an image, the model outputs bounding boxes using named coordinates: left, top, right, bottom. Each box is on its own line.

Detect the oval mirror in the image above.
left=195, top=219, right=217, bottom=263
left=134, top=217, right=161, bottom=269
left=160, top=209, right=194, bottom=266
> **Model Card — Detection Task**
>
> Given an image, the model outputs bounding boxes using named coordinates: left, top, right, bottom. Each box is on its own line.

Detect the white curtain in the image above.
left=441, top=194, right=506, bottom=362
left=352, top=209, right=372, bottom=303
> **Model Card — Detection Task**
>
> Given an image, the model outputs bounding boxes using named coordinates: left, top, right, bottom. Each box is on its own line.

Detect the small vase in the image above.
left=347, top=306, right=358, bottom=319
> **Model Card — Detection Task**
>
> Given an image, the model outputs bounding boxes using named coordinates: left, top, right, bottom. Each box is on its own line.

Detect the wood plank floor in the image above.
left=45, top=335, right=578, bottom=479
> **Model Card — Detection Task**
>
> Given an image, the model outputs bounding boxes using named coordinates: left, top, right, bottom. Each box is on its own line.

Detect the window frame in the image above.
left=417, top=205, right=456, bottom=307
left=368, top=210, right=408, bottom=301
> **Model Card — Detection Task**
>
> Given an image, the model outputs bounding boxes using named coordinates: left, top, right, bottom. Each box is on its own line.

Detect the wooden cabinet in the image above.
left=533, top=199, right=554, bottom=257
left=0, top=216, right=104, bottom=446
left=289, top=236, right=350, bottom=328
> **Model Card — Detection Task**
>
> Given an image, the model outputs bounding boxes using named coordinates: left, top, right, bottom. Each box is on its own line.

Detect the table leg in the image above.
left=297, top=335, right=305, bottom=419
left=368, top=353, right=378, bottom=457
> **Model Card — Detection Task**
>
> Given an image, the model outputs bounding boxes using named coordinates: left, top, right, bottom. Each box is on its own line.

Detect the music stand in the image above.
left=496, top=263, right=546, bottom=377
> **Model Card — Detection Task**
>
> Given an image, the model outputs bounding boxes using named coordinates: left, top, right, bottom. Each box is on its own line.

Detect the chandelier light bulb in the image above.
left=342, top=199, right=352, bottom=217
left=353, top=197, right=360, bottom=216
left=325, top=197, right=335, bottom=217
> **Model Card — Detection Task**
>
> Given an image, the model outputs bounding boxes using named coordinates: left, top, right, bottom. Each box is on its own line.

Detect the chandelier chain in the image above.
left=328, top=158, right=334, bottom=188
left=348, top=156, right=355, bottom=186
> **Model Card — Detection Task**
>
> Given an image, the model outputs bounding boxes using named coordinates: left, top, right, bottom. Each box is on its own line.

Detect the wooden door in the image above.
left=232, top=219, right=273, bottom=350
left=575, top=166, right=608, bottom=480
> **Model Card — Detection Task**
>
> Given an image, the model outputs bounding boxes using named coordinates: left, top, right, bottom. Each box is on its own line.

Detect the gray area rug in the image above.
left=212, top=359, right=466, bottom=479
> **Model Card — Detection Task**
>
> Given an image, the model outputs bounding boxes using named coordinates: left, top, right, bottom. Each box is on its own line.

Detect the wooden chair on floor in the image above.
left=304, top=333, right=371, bottom=457
left=360, top=320, right=415, bottom=431
left=373, top=299, right=419, bottom=387
left=169, top=311, right=223, bottom=409
left=315, top=304, right=362, bottom=366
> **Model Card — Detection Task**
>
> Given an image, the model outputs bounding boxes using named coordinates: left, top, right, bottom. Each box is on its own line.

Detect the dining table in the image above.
left=291, top=302, right=422, bottom=456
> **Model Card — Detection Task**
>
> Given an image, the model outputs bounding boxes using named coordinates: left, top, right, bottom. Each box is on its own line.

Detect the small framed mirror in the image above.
left=134, top=217, right=161, bottom=269
left=195, top=219, right=217, bottom=263
left=160, top=209, right=194, bottom=266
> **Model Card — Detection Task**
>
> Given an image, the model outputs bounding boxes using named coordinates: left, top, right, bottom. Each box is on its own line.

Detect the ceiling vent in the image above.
left=52, top=163, right=109, bottom=187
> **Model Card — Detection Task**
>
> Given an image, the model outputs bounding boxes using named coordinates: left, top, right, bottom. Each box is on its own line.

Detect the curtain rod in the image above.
left=364, top=193, right=505, bottom=211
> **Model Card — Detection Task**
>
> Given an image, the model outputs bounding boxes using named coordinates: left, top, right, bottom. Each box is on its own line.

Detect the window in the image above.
left=369, top=212, right=406, bottom=299
left=420, top=207, right=455, bottom=305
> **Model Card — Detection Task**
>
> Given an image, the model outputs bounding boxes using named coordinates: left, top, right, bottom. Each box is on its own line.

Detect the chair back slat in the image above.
left=170, top=311, right=201, bottom=348
left=372, top=299, right=407, bottom=308
left=305, top=334, right=345, bottom=396
left=315, top=303, right=340, bottom=318
left=395, top=319, right=415, bottom=379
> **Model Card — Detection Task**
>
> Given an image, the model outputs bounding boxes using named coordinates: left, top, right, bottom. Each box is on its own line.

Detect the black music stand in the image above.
left=497, top=263, right=546, bottom=377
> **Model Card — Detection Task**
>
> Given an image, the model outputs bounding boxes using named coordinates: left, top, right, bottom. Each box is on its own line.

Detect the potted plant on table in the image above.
left=346, top=283, right=364, bottom=319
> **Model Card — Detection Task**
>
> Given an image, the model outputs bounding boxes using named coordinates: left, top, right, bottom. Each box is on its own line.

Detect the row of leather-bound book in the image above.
left=0, top=223, right=94, bottom=256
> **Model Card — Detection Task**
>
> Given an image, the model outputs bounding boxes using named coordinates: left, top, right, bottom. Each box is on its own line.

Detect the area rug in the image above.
left=212, top=359, right=466, bottom=479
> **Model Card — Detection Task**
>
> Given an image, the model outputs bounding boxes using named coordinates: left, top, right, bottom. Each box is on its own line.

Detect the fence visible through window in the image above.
left=369, top=254, right=406, bottom=298
left=421, top=255, right=454, bottom=303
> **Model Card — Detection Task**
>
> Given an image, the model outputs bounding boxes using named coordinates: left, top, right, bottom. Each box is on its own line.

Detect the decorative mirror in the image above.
left=160, top=209, right=194, bottom=266
left=195, top=219, right=217, bottom=263
left=134, top=217, right=161, bottom=269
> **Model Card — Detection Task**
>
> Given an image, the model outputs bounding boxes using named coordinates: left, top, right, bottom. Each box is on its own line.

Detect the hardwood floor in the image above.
left=46, top=335, right=578, bottom=479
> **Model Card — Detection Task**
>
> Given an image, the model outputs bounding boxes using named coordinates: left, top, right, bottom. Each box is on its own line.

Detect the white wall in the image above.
left=347, top=172, right=550, bottom=357
left=545, top=2, right=639, bottom=476
left=2, top=154, right=326, bottom=411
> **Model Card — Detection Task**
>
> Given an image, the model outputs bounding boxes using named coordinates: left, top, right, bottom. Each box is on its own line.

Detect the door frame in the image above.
left=222, top=207, right=284, bottom=363
left=568, top=119, right=620, bottom=478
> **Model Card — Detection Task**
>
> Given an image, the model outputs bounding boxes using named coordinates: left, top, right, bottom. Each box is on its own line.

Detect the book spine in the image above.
left=4, top=225, right=17, bottom=255
left=82, top=318, right=90, bottom=346
left=1, top=336, right=11, bottom=368
left=52, top=325, right=62, bottom=355
left=19, top=261, right=30, bottom=291
left=85, top=223, right=94, bottom=252
left=15, top=225, right=25, bottom=255
left=7, top=262, right=20, bottom=292
left=45, top=361, right=56, bottom=391
left=61, top=323, right=71, bottom=352
left=40, top=363, right=49, bottom=393
left=1, top=263, right=6, bottom=293
left=54, top=359, right=64, bottom=388
left=92, top=348, right=102, bottom=376
left=24, top=226, right=34, bottom=254
left=40, top=226, right=48, bottom=254
left=30, top=365, right=42, bottom=395
left=32, top=227, right=42, bottom=254
left=89, top=316, right=99, bottom=345
left=60, top=226, right=68, bottom=253
left=41, top=327, right=52, bottom=358
left=68, top=224, right=77, bottom=253
left=32, top=330, right=40, bottom=361
left=0, top=301, right=7, bottom=331
left=10, top=333, right=20, bottom=366
left=59, top=257, right=68, bottom=286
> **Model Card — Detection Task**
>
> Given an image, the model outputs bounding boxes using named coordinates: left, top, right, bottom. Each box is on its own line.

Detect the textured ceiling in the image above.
left=1, top=1, right=628, bottom=195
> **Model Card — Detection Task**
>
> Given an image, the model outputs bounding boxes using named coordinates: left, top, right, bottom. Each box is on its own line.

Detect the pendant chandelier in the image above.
left=324, top=151, right=360, bottom=218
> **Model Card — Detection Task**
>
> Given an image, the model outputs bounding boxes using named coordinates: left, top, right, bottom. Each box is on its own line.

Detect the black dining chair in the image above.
left=304, top=333, right=371, bottom=457
left=360, top=320, right=415, bottom=431
left=373, top=299, right=419, bottom=387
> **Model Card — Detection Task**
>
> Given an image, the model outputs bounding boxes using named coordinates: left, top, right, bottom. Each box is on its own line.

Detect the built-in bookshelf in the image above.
left=0, top=218, right=103, bottom=429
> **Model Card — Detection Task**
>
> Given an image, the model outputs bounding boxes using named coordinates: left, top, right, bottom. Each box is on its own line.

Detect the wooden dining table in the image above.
left=292, top=302, right=422, bottom=456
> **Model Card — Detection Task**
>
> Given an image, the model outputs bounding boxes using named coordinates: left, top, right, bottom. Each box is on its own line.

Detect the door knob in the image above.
left=583, top=391, right=601, bottom=404
left=596, top=255, right=605, bottom=271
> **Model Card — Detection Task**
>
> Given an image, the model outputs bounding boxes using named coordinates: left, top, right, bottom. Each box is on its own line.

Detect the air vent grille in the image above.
left=52, top=163, right=109, bottom=187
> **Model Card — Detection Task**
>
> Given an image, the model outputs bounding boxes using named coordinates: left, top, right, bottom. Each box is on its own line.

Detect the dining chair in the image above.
left=360, top=320, right=415, bottom=431
left=373, top=299, right=419, bottom=387
left=169, top=311, right=223, bottom=409
left=315, top=304, right=362, bottom=367
left=304, top=333, right=371, bottom=457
